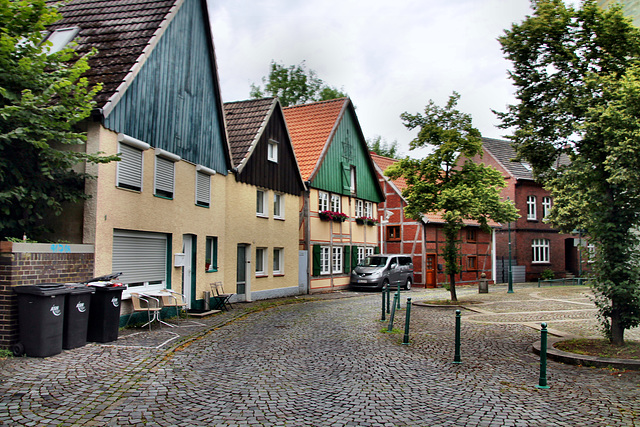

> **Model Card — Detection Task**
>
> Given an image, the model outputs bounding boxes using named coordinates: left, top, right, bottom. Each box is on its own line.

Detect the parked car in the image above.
left=350, top=255, right=414, bottom=290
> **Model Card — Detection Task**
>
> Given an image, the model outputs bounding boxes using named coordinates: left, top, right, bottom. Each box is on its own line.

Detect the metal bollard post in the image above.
left=453, top=309, right=462, bottom=364
left=402, top=298, right=412, bottom=345
left=387, top=293, right=398, bottom=332
left=381, top=285, right=387, bottom=322
left=396, top=284, right=401, bottom=309
left=536, top=322, right=550, bottom=389
left=386, top=285, right=391, bottom=314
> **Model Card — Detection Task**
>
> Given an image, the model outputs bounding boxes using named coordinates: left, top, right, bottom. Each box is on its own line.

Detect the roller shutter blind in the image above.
left=155, top=157, right=175, bottom=198
left=117, top=143, right=143, bottom=191
left=196, top=171, right=210, bottom=207
left=112, top=230, right=167, bottom=285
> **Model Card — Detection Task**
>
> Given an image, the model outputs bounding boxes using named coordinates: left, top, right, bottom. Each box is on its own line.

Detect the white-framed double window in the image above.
left=320, top=246, right=331, bottom=275
left=257, top=189, right=268, bottom=217
left=256, top=247, right=267, bottom=275
left=332, top=246, right=343, bottom=273
left=532, top=239, right=550, bottom=263
left=273, top=248, right=284, bottom=275
left=365, top=201, right=373, bottom=218
left=318, top=191, right=329, bottom=212
left=154, top=150, right=180, bottom=199
left=542, top=197, right=552, bottom=219
left=527, top=196, right=537, bottom=220
left=331, top=194, right=341, bottom=212
left=355, top=200, right=364, bottom=218
left=274, top=193, right=284, bottom=219
left=357, top=247, right=366, bottom=265
left=268, top=139, right=278, bottom=163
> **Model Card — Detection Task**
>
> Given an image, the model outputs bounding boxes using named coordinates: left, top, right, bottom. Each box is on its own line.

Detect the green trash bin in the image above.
left=14, top=283, right=69, bottom=357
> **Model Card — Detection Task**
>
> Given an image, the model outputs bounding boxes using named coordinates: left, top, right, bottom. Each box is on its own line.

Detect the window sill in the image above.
left=196, top=203, right=210, bottom=208
left=532, top=262, right=551, bottom=265
left=255, top=274, right=268, bottom=278
left=274, top=216, right=285, bottom=221
left=273, top=273, right=284, bottom=277
left=527, top=219, right=538, bottom=222
left=256, top=214, right=268, bottom=219
left=205, top=269, right=218, bottom=273
left=154, top=194, right=174, bottom=200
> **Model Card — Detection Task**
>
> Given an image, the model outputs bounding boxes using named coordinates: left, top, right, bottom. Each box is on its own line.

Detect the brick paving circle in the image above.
left=0, top=286, right=638, bottom=426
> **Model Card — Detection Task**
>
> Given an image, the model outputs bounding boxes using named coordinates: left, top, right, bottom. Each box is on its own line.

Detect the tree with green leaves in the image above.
left=0, top=0, right=116, bottom=241
left=367, top=135, right=401, bottom=159
left=498, top=0, right=640, bottom=345
left=386, top=92, right=518, bottom=301
left=250, top=60, right=347, bottom=107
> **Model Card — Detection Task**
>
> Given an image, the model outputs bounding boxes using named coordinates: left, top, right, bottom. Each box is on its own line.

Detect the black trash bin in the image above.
left=87, top=285, right=124, bottom=343
left=62, top=285, right=95, bottom=350
left=14, top=283, right=69, bottom=357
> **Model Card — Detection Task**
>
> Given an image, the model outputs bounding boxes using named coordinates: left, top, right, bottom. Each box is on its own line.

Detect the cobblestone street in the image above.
left=0, top=284, right=638, bottom=426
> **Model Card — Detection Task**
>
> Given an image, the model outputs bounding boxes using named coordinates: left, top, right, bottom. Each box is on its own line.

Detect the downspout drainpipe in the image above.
left=491, top=227, right=497, bottom=284
left=304, top=188, right=311, bottom=294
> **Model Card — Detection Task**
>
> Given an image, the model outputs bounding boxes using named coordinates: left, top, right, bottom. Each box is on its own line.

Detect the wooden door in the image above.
left=425, top=254, right=437, bottom=288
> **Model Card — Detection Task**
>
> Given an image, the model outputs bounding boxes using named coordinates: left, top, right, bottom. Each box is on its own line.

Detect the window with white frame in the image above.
left=532, top=239, right=550, bottom=263
left=350, top=166, right=356, bottom=194
left=155, top=150, right=180, bottom=199
left=112, top=230, right=167, bottom=298
left=195, top=171, right=211, bottom=207
left=318, top=191, right=329, bottom=212
left=274, top=193, right=284, bottom=219
left=205, top=236, right=218, bottom=272
left=273, top=248, right=284, bottom=274
left=527, top=195, right=537, bottom=220
left=117, top=143, right=144, bottom=191
left=256, top=247, right=267, bottom=275
left=257, top=189, right=268, bottom=217
left=45, top=27, right=80, bottom=54
left=366, top=247, right=374, bottom=256
left=320, top=246, right=331, bottom=274
left=331, top=194, right=341, bottom=212
left=355, top=200, right=364, bottom=218
left=357, top=247, right=366, bottom=265
left=332, top=246, right=343, bottom=273
left=587, top=243, right=596, bottom=263
left=365, top=201, right=373, bottom=218
left=268, top=139, right=278, bottom=163
left=542, top=197, right=552, bottom=219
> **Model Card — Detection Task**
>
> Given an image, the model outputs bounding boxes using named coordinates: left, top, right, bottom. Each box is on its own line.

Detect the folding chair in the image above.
left=211, top=282, right=234, bottom=311
left=129, top=293, right=174, bottom=329
left=159, top=289, right=187, bottom=318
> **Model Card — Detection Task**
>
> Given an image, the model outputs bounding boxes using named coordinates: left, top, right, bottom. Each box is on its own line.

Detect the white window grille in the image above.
left=320, top=247, right=331, bottom=274
left=268, top=139, right=278, bottom=162
left=331, top=194, right=341, bottom=212
left=318, top=191, right=329, bottom=212
left=532, top=239, right=550, bottom=263
left=355, top=200, right=364, bottom=217
left=527, top=196, right=537, bottom=220
left=332, top=246, right=343, bottom=273
left=542, top=197, right=552, bottom=219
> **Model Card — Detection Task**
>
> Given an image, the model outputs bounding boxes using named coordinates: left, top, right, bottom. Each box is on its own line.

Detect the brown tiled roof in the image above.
left=223, top=98, right=277, bottom=168
left=282, top=98, right=348, bottom=181
left=49, top=0, right=177, bottom=107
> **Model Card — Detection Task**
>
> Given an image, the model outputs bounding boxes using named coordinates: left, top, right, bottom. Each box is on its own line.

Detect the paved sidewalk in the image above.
left=0, top=284, right=638, bottom=426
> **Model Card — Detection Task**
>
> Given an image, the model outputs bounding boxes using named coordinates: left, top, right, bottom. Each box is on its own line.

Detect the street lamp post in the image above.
left=508, top=199, right=514, bottom=294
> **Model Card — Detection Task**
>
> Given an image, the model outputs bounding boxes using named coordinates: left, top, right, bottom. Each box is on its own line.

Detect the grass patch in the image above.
left=555, top=338, right=640, bottom=359
left=0, top=349, right=13, bottom=359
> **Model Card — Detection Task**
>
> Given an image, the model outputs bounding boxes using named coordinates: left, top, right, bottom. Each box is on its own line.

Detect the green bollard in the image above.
left=536, top=322, right=550, bottom=389
left=387, top=293, right=398, bottom=332
left=396, top=284, right=401, bottom=309
left=381, top=285, right=387, bottom=322
left=453, top=309, right=462, bottom=364
left=402, top=298, right=412, bottom=345
left=386, top=285, right=391, bottom=314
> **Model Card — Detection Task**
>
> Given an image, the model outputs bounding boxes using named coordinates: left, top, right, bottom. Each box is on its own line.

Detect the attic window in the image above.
left=521, top=162, right=532, bottom=171
left=268, top=139, right=278, bottom=163
left=45, top=27, right=80, bottom=54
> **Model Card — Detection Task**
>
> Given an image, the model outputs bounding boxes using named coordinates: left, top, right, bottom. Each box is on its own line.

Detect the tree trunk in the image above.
left=610, top=304, right=625, bottom=346
left=449, top=273, right=457, bottom=302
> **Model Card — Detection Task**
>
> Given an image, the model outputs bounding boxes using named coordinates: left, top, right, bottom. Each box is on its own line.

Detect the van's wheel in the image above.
left=404, top=278, right=412, bottom=290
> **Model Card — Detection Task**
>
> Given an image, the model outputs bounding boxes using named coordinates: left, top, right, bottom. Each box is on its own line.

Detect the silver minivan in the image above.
left=350, top=255, right=414, bottom=290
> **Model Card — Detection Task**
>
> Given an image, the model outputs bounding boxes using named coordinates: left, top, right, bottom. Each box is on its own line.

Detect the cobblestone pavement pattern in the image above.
left=0, top=284, right=639, bottom=426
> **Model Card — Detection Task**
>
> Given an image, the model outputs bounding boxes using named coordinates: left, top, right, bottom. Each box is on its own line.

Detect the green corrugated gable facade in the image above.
left=311, top=107, right=384, bottom=203
left=103, top=0, right=229, bottom=174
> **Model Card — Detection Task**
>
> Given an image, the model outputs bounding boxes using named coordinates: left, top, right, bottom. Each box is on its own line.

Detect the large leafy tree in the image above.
left=498, top=0, right=640, bottom=344
left=367, top=135, right=401, bottom=159
left=250, top=60, right=347, bottom=107
left=0, top=0, right=116, bottom=241
left=386, top=93, right=518, bottom=301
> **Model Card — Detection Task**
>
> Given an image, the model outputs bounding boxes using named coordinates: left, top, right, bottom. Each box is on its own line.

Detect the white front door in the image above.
left=182, top=234, right=193, bottom=308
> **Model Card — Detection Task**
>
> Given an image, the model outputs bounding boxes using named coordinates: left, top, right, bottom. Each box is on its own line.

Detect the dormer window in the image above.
left=45, top=27, right=80, bottom=54
left=268, top=139, right=278, bottom=163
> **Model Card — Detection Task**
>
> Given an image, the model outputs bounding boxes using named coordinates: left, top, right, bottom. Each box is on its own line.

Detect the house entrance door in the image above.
left=425, top=254, right=437, bottom=288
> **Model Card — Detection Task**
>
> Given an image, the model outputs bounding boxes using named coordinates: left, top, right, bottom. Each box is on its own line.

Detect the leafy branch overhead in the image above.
left=251, top=60, right=347, bottom=107
left=0, top=0, right=117, bottom=240
left=386, top=92, right=518, bottom=301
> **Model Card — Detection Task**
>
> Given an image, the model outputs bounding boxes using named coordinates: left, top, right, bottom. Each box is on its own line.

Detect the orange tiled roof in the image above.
left=283, top=98, right=348, bottom=181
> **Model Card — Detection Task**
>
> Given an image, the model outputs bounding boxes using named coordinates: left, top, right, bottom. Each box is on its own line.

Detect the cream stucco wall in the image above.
left=84, top=124, right=227, bottom=305
left=223, top=179, right=302, bottom=301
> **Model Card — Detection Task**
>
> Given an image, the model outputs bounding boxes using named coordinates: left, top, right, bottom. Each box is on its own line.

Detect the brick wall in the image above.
left=0, top=242, right=94, bottom=349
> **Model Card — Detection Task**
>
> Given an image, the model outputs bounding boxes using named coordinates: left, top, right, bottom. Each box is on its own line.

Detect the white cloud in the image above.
left=209, top=0, right=533, bottom=158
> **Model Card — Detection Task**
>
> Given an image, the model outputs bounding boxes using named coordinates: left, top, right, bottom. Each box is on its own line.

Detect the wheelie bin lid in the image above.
left=63, top=283, right=96, bottom=294
left=14, top=283, right=70, bottom=296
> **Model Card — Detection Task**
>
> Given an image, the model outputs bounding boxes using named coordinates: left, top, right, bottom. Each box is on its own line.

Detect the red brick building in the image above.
left=371, top=153, right=496, bottom=288
left=476, top=138, right=585, bottom=282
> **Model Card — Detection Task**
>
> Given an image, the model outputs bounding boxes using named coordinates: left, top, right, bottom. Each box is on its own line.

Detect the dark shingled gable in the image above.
left=223, top=98, right=278, bottom=167
left=482, top=137, right=534, bottom=181
left=48, top=0, right=177, bottom=107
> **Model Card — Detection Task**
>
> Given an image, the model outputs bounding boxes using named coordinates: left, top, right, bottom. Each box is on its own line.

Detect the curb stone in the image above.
left=532, top=336, right=640, bottom=370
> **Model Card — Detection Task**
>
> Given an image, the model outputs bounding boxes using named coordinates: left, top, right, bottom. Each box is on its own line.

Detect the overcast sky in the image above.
left=208, top=0, right=536, bottom=158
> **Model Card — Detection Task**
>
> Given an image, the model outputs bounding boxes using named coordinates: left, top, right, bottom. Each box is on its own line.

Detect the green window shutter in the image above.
left=351, top=245, right=358, bottom=269
left=344, top=246, right=351, bottom=272
left=312, top=245, right=321, bottom=276
left=374, top=246, right=380, bottom=254
left=342, top=162, right=351, bottom=192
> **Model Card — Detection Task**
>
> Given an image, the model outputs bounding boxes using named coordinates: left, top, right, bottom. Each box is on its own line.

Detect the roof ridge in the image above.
left=281, top=97, right=348, bottom=111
